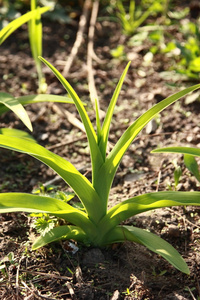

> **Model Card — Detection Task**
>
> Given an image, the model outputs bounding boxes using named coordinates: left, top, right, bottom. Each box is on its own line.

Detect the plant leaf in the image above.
left=98, top=62, right=131, bottom=160
left=0, top=7, right=50, bottom=45
left=97, top=191, right=200, bottom=241
left=0, top=93, right=32, bottom=131
left=39, top=57, right=105, bottom=187
left=97, top=84, right=200, bottom=205
left=104, top=225, right=189, bottom=274
left=152, top=146, right=200, bottom=157
left=0, top=135, right=103, bottom=222
left=0, top=128, right=36, bottom=141
left=0, top=94, right=75, bottom=115
left=32, top=225, right=87, bottom=250
left=184, top=154, right=200, bottom=182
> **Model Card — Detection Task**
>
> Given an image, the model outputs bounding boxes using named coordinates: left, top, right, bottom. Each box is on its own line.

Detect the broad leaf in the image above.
left=0, top=135, right=103, bottom=222
left=104, top=225, right=189, bottom=274
left=32, top=225, right=87, bottom=250
left=97, top=191, right=200, bottom=239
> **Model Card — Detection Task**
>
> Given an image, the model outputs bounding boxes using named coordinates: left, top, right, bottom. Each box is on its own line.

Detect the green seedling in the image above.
left=172, top=160, right=182, bottom=190
left=153, top=147, right=200, bottom=183
left=163, top=22, right=200, bottom=80
left=117, top=0, right=163, bottom=35
left=0, top=59, right=200, bottom=274
left=28, top=0, right=47, bottom=93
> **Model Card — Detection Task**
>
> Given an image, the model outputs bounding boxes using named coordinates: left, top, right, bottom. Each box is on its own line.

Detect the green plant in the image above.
left=162, top=21, right=200, bottom=80
left=116, top=0, right=163, bottom=35
left=0, top=59, right=200, bottom=274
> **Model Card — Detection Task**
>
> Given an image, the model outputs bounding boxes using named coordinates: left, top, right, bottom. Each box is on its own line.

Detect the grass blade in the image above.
left=0, top=94, right=75, bottom=115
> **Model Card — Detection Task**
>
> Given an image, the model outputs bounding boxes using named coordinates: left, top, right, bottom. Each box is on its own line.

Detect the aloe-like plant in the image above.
left=0, top=59, right=200, bottom=274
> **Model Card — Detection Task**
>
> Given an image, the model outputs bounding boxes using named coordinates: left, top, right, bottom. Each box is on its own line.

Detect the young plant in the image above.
left=117, top=0, right=163, bottom=35
left=0, top=59, right=200, bottom=274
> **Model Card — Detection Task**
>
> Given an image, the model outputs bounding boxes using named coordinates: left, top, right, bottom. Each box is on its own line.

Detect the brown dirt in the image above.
left=0, top=2, right=200, bottom=299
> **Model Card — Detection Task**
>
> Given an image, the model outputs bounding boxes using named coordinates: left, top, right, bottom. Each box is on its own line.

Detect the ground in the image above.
left=0, top=2, right=200, bottom=299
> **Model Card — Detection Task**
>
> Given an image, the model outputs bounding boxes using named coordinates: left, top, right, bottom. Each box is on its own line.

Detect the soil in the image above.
left=0, top=2, right=200, bottom=299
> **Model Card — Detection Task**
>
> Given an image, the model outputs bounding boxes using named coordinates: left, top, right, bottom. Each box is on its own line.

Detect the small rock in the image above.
left=82, top=248, right=105, bottom=266
left=168, top=225, right=180, bottom=238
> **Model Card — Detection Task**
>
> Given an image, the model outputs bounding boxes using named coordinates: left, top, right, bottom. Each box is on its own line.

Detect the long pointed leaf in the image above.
left=97, top=191, right=200, bottom=241
left=39, top=57, right=104, bottom=187
left=0, top=7, right=49, bottom=45
left=0, top=128, right=36, bottom=141
left=104, top=225, right=189, bottom=274
left=0, top=94, right=74, bottom=115
left=0, top=193, right=97, bottom=237
left=0, top=135, right=103, bottom=222
left=0, top=93, right=32, bottom=131
left=32, top=225, right=87, bottom=250
left=97, top=84, right=200, bottom=205
left=152, top=146, right=200, bottom=157
left=98, top=62, right=131, bottom=160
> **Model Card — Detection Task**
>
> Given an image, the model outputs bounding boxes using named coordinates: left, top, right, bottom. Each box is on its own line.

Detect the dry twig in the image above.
left=63, top=0, right=92, bottom=77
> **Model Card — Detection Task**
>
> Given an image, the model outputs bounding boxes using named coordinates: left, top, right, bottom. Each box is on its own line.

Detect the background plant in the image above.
left=0, top=59, right=200, bottom=273
left=116, top=0, right=164, bottom=36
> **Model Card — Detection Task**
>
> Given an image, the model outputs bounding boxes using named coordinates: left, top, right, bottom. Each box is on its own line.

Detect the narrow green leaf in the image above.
left=0, top=7, right=50, bottom=45
left=97, top=191, right=200, bottom=240
left=97, top=84, right=200, bottom=204
left=0, top=193, right=95, bottom=235
left=0, top=93, right=32, bottom=131
left=153, top=147, right=200, bottom=182
left=152, top=146, right=200, bottom=157
left=0, top=93, right=74, bottom=115
left=184, top=154, right=200, bottom=182
left=0, top=135, right=103, bottom=222
left=39, top=57, right=105, bottom=191
left=99, top=62, right=131, bottom=160
left=32, top=225, right=87, bottom=250
left=0, top=128, right=36, bottom=141
left=104, top=225, right=189, bottom=274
